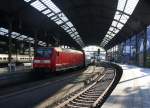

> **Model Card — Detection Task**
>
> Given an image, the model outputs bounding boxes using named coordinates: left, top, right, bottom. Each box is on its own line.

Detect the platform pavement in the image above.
left=0, top=63, right=32, bottom=75
left=102, top=64, right=150, bottom=108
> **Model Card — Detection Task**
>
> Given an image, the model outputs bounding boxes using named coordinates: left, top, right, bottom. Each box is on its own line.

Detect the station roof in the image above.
left=104, top=0, right=150, bottom=50
left=0, top=0, right=150, bottom=50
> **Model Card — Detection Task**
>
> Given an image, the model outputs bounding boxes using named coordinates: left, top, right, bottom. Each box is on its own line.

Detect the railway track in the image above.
left=0, top=63, right=122, bottom=108
left=0, top=66, right=102, bottom=108
left=55, top=68, right=116, bottom=108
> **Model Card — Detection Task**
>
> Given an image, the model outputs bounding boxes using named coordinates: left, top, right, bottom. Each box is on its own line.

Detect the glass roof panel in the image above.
left=61, top=24, right=69, bottom=30
left=41, top=0, right=61, bottom=13
left=0, top=27, right=45, bottom=46
left=55, top=19, right=63, bottom=25
left=11, top=32, right=20, bottom=38
left=114, top=11, right=121, bottom=20
left=117, top=0, right=126, bottom=11
left=106, top=35, right=111, bottom=38
left=28, top=37, right=34, bottom=41
left=117, top=23, right=124, bottom=29
left=24, top=0, right=31, bottom=2
left=21, top=35, right=28, bottom=39
left=42, top=9, right=51, bottom=15
left=120, top=14, right=129, bottom=24
left=124, top=0, right=139, bottom=15
left=66, top=22, right=73, bottom=27
left=58, top=13, right=68, bottom=22
left=70, top=34, right=75, bottom=37
left=47, top=13, right=55, bottom=17
left=113, top=29, right=120, bottom=34
left=24, top=0, right=84, bottom=47
left=109, top=27, right=115, bottom=31
left=31, top=0, right=46, bottom=11
left=74, top=32, right=78, bottom=35
left=51, top=15, right=58, bottom=20
left=0, top=27, right=8, bottom=34
left=66, top=29, right=72, bottom=33
left=112, top=21, right=118, bottom=27
left=71, top=27, right=76, bottom=32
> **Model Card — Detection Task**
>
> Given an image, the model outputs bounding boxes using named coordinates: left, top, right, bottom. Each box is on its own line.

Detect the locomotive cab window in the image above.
left=35, top=48, right=52, bottom=58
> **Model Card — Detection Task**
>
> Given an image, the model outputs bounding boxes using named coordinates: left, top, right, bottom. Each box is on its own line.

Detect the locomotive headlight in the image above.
left=34, top=60, right=40, bottom=63
left=43, top=60, right=50, bottom=63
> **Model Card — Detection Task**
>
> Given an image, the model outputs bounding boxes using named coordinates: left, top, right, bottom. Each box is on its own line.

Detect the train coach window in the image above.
left=3, top=57, right=6, bottom=60
left=0, top=58, right=2, bottom=60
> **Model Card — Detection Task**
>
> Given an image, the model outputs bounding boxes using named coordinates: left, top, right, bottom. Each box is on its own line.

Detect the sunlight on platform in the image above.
left=102, top=65, right=150, bottom=108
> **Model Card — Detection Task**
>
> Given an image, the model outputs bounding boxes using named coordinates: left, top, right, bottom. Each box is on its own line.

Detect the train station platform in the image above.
left=102, top=64, right=150, bottom=108
left=0, top=63, right=32, bottom=75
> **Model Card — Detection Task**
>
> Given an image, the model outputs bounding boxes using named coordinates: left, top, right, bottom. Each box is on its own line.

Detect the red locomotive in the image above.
left=33, top=47, right=85, bottom=72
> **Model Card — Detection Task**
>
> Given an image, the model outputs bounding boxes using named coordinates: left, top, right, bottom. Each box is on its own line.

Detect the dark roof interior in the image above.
left=0, top=0, right=150, bottom=50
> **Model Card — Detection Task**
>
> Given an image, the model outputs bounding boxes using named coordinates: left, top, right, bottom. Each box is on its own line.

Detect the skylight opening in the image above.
left=120, top=15, right=129, bottom=24
left=74, top=32, right=78, bottom=35
left=11, top=32, right=20, bottom=38
left=109, top=27, right=115, bottom=31
left=0, top=27, right=47, bottom=46
left=66, top=22, right=73, bottom=28
left=42, top=9, right=51, bottom=15
left=114, top=12, right=121, bottom=20
left=31, top=0, right=46, bottom=11
left=66, top=29, right=72, bottom=33
left=24, top=0, right=84, bottom=47
left=41, top=0, right=61, bottom=13
left=106, top=35, right=111, bottom=38
left=117, top=23, right=124, bottom=29
left=117, top=0, right=126, bottom=11
left=47, top=13, right=54, bottom=17
left=24, top=0, right=31, bottom=2
left=67, top=30, right=73, bottom=34
left=112, top=21, right=118, bottom=27
left=70, top=34, right=75, bottom=37
left=59, top=13, right=68, bottom=22
left=100, top=0, right=139, bottom=47
left=0, top=27, right=8, bottom=34
left=51, top=15, right=58, bottom=20
left=61, top=24, right=69, bottom=30
left=55, top=20, right=63, bottom=25
left=124, top=0, right=139, bottom=14
left=113, top=29, right=119, bottom=34
left=71, top=27, right=76, bottom=32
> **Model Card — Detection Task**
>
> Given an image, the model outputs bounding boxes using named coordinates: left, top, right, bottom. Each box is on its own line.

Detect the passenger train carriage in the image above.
left=0, top=54, right=33, bottom=63
left=33, top=47, right=85, bottom=72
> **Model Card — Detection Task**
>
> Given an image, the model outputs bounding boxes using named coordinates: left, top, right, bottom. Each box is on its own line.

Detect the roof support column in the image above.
left=130, top=38, right=132, bottom=64
left=112, top=47, right=114, bottom=62
left=135, top=34, right=138, bottom=66
left=34, top=30, right=38, bottom=55
left=143, top=27, right=147, bottom=67
left=44, top=31, right=49, bottom=47
left=29, top=41, right=32, bottom=62
left=105, top=50, right=108, bottom=61
left=8, top=20, right=12, bottom=65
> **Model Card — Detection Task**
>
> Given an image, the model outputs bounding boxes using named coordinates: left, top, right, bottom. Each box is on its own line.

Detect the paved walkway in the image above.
left=102, top=64, right=150, bottom=108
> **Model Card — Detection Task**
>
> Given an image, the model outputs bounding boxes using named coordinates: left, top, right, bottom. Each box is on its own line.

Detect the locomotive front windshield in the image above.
left=35, top=48, right=52, bottom=58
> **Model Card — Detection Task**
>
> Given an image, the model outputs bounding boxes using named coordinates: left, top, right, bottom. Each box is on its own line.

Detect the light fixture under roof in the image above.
left=100, top=0, right=139, bottom=47
left=24, top=0, right=84, bottom=47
